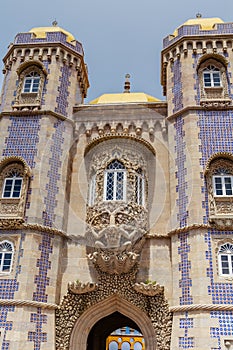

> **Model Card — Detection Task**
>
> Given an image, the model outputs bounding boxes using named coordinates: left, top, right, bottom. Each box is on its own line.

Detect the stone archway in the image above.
left=69, top=295, right=157, bottom=350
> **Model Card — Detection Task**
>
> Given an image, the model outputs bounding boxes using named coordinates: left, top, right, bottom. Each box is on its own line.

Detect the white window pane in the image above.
left=122, top=342, right=130, bottom=350
left=134, top=342, right=142, bottom=350
left=109, top=341, right=118, bottom=350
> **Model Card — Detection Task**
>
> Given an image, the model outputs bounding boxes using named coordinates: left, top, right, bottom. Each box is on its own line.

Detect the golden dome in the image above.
left=173, top=17, right=224, bottom=37
left=29, top=25, right=75, bottom=44
left=89, top=92, right=161, bottom=104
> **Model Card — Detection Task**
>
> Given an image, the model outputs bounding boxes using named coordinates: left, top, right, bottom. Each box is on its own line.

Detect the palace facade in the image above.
left=0, top=15, right=233, bottom=350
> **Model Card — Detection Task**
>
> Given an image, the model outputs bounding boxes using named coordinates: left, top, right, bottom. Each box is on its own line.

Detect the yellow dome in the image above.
left=89, top=92, right=161, bottom=104
left=29, top=26, right=75, bottom=44
left=173, top=17, right=224, bottom=37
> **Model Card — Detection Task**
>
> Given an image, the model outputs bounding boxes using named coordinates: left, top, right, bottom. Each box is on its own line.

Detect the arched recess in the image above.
left=69, top=295, right=157, bottom=350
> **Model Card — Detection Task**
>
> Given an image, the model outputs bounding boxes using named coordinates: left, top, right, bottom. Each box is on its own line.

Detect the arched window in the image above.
left=0, top=158, right=31, bottom=220
left=0, top=241, right=14, bottom=273
left=134, top=342, right=143, bottom=350
left=135, top=169, right=145, bottom=206
left=2, top=169, right=22, bottom=198
left=23, top=71, right=40, bottom=93
left=104, top=160, right=126, bottom=201
left=218, top=243, right=233, bottom=275
left=203, top=65, right=221, bottom=87
left=13, top=63, right=47, bottom=111
left=121, top=342, right=130, bottom=350
left=109, top=341, right=118, bottom=350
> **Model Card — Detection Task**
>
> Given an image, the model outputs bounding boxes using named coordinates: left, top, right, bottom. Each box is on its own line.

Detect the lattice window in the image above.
left=0, top=241, right=14, bottom=273
left=135, top=169, right=145, bottom=206
left=104, top=160, right=126, bottom=201
left=218, top=243, right=233, bottom=275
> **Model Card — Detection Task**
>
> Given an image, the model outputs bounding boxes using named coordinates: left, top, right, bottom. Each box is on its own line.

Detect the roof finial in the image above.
left=196, top=13, right=202, bottom=18
left=52, top=19, right=58, bottom=26
left=124, top=74, right=131, bottom=93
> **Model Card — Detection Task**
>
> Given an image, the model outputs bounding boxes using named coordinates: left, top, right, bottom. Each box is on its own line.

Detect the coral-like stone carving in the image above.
left=56, top=267, right=172, bottom=350
left=68, top=281, right=97, bottom=294
left=134, top=282, right=164, bottom=296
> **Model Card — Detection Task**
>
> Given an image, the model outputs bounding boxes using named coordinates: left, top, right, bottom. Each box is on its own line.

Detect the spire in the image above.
left=124, top=74, right=131, bottom=93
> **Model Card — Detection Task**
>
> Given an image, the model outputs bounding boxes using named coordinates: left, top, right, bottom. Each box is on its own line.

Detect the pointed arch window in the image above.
left=218, top=243, right=233, bottom=275
left=203, top=65, right=221, bottom=87
left=104, top=160, right=126, bottom=201
left=0, top=241, right=14, bottom=273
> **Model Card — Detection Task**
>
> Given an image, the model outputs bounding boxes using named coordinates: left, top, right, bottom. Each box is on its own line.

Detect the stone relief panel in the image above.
left=56, top=267, right=172, bottom=350
left=81, top=137, right=155, bottom=274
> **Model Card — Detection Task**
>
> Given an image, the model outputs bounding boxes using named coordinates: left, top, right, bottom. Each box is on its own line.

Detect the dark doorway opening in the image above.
left=87, top=311, right=142, bottom=350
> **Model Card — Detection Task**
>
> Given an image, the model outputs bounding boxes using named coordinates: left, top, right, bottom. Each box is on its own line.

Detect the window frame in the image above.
left=2, top=176, right=23, bottom=199
left=0, top=240, right=14, bottom=274
left=23, top=71, right=41, bottom=93
left=203, top=65, right=222, bottom=88
left=218, top=243, right=233, bottom=276
left=103, top=160, right=127, bottom=202
left=213, top=175, right=233, bottom=197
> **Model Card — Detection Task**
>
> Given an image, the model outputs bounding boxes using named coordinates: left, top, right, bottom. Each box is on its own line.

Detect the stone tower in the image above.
left=161, top=15, right=233, bottom=349
left=0, top=16, right=233, bottom=350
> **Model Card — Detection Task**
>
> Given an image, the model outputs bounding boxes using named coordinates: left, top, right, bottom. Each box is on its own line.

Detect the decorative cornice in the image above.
left=0, top=110, right=75, bottom=125
left=204, top=152, right=233, bottom=174
left=170, top=303, right=233, bottom=313
left=166, top=104, right=233, bottom=121
left=84, top=133, right=156, bottom=156
left=0, top=298, right=57, bottom=309
left=0, top=221, right=67, bottom=237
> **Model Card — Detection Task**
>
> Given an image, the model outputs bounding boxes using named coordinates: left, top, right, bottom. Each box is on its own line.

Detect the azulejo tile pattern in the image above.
left=31, top=120, right=65, bottom=347
left=179, top=313, right=194, bottom=349
left=0, top=116, right=41, bottom=348
left=198, top=108, right=233, bottom=346
left=55, top=65, right=71, bottom=117
left=14, top=32, right=84, bottom=55
left=172, top=60, right=183, bottom=113
left=175, top=116, right=192, bottom=309
left=28, top=307, right=47, bottom=350
left=163, top=23, right=233, bottom=48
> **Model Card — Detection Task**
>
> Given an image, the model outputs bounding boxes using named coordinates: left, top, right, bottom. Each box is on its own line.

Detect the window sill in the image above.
left=214, top=196, right=233, bottom=202
left=200, top=98, right=231, bottom=109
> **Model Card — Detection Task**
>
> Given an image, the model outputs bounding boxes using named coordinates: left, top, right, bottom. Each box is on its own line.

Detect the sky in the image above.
left=1, top=0, right=233, bottom=103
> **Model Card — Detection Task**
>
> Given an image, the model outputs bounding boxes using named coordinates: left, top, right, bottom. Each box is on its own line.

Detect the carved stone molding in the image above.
left=86, top=237, right=145, bottom=275
left=134, top=282, right=164, bottom=296
left=200, top=99, right=231, bottom=109
left=209, top=217, right=233, bottom=230
left=205, top=157, right=233, bottom=220
left=0, top=218, right=24, bottom=229
left=13, top=64, right=46, bottom=111
left=56, top=267, right=172, bottom=350
left=68, top=281, right=98, bottom=294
